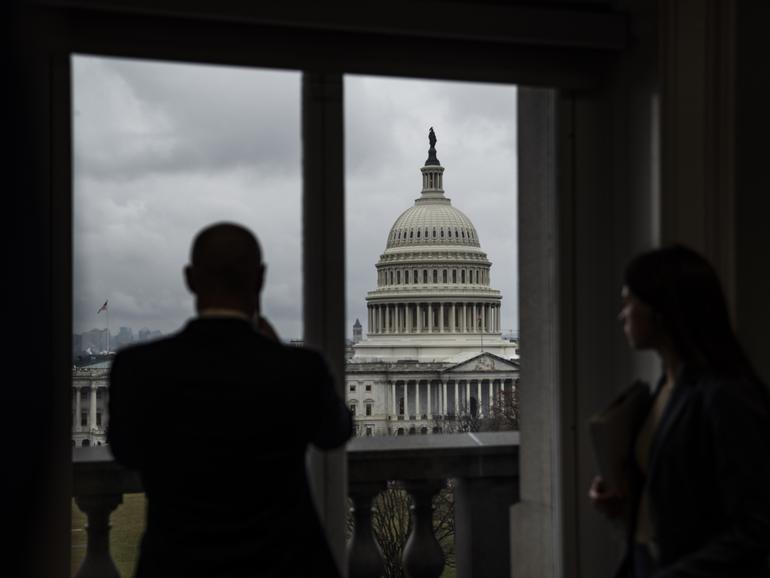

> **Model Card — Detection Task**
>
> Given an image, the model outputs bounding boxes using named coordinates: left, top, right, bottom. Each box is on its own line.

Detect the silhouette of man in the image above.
left=108, top=222, right=352, bottom=578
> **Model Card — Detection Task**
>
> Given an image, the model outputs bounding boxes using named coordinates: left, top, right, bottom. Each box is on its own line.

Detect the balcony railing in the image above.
left=73, top=432, right=519, bottom=578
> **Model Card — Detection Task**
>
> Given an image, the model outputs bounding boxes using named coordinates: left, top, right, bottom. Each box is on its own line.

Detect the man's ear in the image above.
left=184, top=265, right=196, bottom=294
left=256, top=264, right=266, bottom=294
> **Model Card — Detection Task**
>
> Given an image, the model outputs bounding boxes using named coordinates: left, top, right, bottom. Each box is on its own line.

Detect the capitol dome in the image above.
left=352, top=128, right=517, bottom=363
left=386, top=200, right=480, bottom=249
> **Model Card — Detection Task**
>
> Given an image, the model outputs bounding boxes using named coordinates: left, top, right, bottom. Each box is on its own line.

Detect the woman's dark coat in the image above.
left=616, top=366, right=770, bottom=578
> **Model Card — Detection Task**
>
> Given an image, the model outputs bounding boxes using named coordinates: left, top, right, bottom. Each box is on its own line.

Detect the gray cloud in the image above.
left=73, top=58, right=517, bottom=342
left=74, top=57, right=301, bottom=181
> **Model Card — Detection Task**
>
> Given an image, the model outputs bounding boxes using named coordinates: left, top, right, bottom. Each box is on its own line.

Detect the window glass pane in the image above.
left=344, top=74, right=520, bottom=436
left=71, top=55, right=301, bottom=577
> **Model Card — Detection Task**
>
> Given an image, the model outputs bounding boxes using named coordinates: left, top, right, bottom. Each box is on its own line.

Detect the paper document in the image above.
left=588, top=380, right=651, bottom=494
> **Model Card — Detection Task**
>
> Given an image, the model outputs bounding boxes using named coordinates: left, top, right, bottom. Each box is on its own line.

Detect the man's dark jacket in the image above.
left=108, top=318, right=353, bottom=578
left=616, top=367, right=770, bottom=578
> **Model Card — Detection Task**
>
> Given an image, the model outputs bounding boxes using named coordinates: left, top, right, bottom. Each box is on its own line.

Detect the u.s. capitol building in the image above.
left=346, top=130, right=519, bottom=436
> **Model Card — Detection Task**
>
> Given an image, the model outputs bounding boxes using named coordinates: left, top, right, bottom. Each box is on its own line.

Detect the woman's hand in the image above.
left=589, top=476, right=627, bottom=520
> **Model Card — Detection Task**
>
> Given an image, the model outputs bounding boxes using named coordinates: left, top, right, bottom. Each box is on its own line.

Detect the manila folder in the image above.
left=588, top=380, right=651, bottom=493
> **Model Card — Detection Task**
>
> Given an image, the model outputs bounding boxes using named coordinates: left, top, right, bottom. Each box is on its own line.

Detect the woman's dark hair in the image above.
left=624, top=244, right=755, bottom=378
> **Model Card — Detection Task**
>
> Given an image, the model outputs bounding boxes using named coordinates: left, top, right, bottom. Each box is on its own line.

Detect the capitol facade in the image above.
left=346, top=130, right=519, bottom=436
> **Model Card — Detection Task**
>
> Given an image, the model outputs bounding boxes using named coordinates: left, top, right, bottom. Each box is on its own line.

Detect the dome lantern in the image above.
left=421, top=127, right=445, bottom=200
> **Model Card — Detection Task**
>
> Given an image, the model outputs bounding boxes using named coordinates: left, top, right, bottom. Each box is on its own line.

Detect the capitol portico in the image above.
left=346, top=129, right=519, bottom=435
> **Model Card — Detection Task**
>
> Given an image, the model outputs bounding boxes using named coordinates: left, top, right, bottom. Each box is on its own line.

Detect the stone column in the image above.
left=385, top=305, right=391, bottom=334
left=450, top=303, right=456, bottom=332
left=477, top=380, right=483, bottom=417
left=405, top=381, right=410, bottom=417
left=416, top=381, right=421, bottom=418
left=465, top=381, right=471, bottom=413
left=406, top=304, right=412, bottom=333
left=427, top=381, right=432, bottom=419
left=443, top=381, right=448, bottom=415
left=391, top=382, right=397, bottom=418
left=416, top=304, right=422, bottom=332
left=462, top=303, right=467, bottom=332
left=489, top=380, right=494, bottom=414
left=89, top=386, right=97, bottom=430
left=439, top=303, right=444, bottom=332
left=74, top=386, right=81, bottom=432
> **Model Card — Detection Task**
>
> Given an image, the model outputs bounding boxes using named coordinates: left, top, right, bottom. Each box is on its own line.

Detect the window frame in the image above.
left=35, top=5, right=630, bottom=577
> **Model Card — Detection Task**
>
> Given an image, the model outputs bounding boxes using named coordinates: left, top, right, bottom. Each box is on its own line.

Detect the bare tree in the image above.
left=480, top=384, right=520, bottom=432
left=347, top=482, right=455, bottom=578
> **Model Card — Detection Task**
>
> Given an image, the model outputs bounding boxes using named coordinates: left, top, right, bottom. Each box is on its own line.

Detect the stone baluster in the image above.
left=348, top=482, right=386, bottom=578
left=402, top=480, right=446, bottom=578
left=74, top=494, right=123, bottom=578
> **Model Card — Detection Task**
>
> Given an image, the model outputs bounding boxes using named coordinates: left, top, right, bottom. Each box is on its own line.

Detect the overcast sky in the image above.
left=73, top=56, right=518, bottom=340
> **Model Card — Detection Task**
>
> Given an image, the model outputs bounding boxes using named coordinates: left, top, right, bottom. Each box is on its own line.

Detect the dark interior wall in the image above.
left=4, top=4, right=69, bottom=577
left=735, top=3, right=770, bottom=384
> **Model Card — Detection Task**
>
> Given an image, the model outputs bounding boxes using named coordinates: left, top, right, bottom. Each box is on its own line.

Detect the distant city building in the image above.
left=345, top=131, right=519, bottom=436
left=352, top=319, right=363, bottom=343
left=113, top=326, right=135, bottom=349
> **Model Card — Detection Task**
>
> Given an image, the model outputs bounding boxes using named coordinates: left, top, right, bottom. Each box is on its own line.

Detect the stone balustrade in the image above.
left=72, top=432, right=519, bottom=578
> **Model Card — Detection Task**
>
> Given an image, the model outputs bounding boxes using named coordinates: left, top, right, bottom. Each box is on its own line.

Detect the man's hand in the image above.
left=589, top=475, right=628, bottom=521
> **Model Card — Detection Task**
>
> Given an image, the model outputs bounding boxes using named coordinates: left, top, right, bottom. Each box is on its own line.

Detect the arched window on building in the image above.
left=423, top=270, right=428, bottom=283
left=442, top=270, right=447, bottom=283
left=433, top=270, right=438, bottom=283
left=461, top=270, right=466, bottom=283
left=414, top=270, right=418, bottom=283
left=405, top=270, right=410, bottom=284
left=397, top=270, right=401, bottom=284
left=397, top=428, right=405, bottom=436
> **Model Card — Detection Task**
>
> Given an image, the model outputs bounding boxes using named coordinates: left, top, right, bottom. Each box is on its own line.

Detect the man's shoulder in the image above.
left=259, top=341, right=329, bottom=370
left=111, top=333, right=182, bottom=366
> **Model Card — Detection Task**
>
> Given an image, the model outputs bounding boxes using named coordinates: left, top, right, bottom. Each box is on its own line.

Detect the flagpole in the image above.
left=107, top=306, right=111, bottom=353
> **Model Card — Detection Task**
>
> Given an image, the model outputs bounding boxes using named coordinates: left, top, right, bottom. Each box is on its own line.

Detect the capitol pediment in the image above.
left=442, top=352, right=519, bottom=374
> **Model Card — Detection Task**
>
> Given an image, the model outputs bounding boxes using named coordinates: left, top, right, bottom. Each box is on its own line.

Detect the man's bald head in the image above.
left=185, top=223, right=264, bottom=315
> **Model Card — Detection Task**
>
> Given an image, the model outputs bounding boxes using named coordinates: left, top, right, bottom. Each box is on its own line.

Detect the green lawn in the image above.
left=71, top=493, right=145, bottom=577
